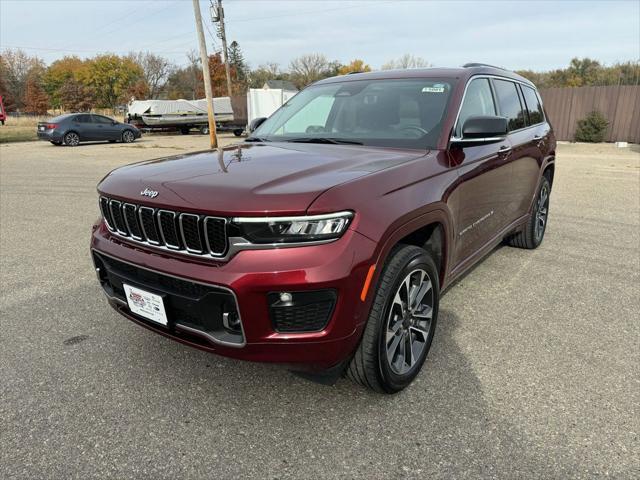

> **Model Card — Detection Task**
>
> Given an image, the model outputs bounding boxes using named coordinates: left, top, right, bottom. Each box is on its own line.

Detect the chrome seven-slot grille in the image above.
left=99, top=196, right=227, bottom=257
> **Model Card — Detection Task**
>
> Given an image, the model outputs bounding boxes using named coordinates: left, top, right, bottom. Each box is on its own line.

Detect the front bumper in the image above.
left=91, top=221, right=377, bottom=370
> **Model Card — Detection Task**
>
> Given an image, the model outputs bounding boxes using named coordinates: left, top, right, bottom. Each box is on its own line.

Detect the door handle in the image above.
left=498, top=145, right=511, bottom=154
left=533, top=134, right=542, bottom=140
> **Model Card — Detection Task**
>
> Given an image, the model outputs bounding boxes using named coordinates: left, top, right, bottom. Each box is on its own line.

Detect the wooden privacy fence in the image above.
left=538, top=86, right=640, bottom=143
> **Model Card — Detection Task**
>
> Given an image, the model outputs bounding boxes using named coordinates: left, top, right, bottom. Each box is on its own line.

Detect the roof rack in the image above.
left=462, top=62, right=508, bottom=71
left=347, top=71, right=364, bottom=75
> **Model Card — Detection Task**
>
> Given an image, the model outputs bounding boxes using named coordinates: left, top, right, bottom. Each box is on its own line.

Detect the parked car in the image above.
left=37, top=113, right=141, bottom=146
left=91, top=64, right=555, bottom=393
left=0, top=95, right=6, bottom=125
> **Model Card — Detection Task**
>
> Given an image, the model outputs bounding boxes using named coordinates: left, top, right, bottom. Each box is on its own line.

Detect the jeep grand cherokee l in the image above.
left=91, top=64, right=555, bottom=393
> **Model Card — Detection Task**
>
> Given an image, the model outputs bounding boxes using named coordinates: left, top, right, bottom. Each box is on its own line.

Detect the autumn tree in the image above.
left=338, top=59, right=372, bottom=75
left=23, top=74, right=49, bottom=114
left=129, top=51, right=173, bottom=99
left=289, top=54, right=332, bottom=88
left=58, top=79, right=94, bottom=111
left=1, top=49, right=46, bottom=110
left=77, top=54, right=144, bottom=108
left=248, top=62, right=290, bottom=88
left=42, top=56, right=85, bottom=108
left=381, top=54, right=430, bottom=70
left=0, top=55, right=16, bottom=111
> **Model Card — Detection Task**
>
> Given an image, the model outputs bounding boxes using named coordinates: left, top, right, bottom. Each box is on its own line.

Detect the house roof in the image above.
left=263, top=80, right=298, bottom=91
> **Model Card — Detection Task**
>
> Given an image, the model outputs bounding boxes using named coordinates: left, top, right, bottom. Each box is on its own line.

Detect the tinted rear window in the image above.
left=49, top=114, right=74, bottom=123
left=493, top=79, right=526, bottom=131
left=521, top=86, right=544, bottom=125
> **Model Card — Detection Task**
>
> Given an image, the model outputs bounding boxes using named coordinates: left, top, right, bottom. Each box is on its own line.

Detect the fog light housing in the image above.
left=267, top=290, right=337, bottom=333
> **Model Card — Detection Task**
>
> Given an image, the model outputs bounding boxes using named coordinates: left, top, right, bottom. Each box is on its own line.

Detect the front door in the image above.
left=450, top=77, right=513, bottom=268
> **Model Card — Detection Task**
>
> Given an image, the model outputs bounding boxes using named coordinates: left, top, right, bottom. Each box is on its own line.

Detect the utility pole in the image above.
left=214, top=0, right=233, bottom=97
left=192, top=0, right=218, bottom=149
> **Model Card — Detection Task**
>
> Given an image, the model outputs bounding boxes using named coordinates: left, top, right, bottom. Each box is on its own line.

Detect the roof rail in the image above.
left=462, top=62, right=508, bottom=71
left=347, top=71, right=364, bottom=75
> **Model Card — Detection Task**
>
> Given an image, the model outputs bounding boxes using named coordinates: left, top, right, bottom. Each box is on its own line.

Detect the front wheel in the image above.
left=199, top=125, right=210, bottom=135
left=347, top=245, right=439, bottom=393
left=64, top=131, right=80, bottom=147
left=507, top=175, right=551, bottom=249
left=233, top=129, right=244, bottom=137
left=121, top=130, right=135, bottom=143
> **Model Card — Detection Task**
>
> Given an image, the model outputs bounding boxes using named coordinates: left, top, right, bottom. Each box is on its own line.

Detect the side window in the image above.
left=75, top=114, right=92, bottom=123
left=456, top=78, right=496, bottom=136
left=492, top=79, right=526, bottom=131
left=521, top=86, right=544, bottom=125
left=93, top=115, right=113, bottom=124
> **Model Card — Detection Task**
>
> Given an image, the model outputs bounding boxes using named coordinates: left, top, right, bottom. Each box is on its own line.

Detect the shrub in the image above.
left=575, top=110, right=609, bottom=142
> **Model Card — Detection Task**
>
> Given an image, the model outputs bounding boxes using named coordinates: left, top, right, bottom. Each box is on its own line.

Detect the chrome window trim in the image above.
left=108, top=199, right=129, bottom=236
left=91, top=249, right=246, bottom=348
left=203, top=216, right=228, bottom=256
left=157, top=209, right=181, bottom=250
left=138, top=206, right=161, bottom=246
left=179, top=213, right=205, bottom=254
left=122, top=203, right=143, bottom=241
left=450, top=74, right=547, bottom=142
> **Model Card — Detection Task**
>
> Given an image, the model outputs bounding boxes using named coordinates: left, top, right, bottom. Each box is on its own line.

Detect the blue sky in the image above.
left=1, top=0, right=638, bottom=71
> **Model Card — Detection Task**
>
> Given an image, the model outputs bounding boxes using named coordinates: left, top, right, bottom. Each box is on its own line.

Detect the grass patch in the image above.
left=0, top=126, right=38, bottom=143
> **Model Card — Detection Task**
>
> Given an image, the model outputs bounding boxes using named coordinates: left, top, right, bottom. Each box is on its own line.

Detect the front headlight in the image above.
left=231, top=211, right=353, bottom=244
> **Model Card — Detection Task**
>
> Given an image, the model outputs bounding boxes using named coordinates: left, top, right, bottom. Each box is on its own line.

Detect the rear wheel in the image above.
left=63, top=131, right=80, bottom=147
left=347, top=245, right=439, bottom=393
left=121, top=130, right=135, bottom=143
left=507, top=175, right=551, bottom=249
left=180, top=127, right=190, bottom=135
left=233, top=129, right=244, bottom=137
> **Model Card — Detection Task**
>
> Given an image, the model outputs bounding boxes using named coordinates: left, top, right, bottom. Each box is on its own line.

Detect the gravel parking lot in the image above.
left=1, top=135, right=639, bottom=479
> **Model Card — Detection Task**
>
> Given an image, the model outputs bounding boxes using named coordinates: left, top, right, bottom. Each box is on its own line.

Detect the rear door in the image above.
left=516, top=85, right=551, bottom=214
left=491, top=79, right=547, bottom=220
left=451, top=77, right=513, bottom=267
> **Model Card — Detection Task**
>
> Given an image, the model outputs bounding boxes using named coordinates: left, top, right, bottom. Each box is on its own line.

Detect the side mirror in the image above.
left=248, top=117, right=267, bottom=133
left=453, top=115, right=508, bottom=145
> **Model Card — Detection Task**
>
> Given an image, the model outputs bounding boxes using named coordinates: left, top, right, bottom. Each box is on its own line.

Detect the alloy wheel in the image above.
left=123, top=130, right=135, bottom=143
left=385, top=268, right=434, bottom=375
left=65, top=132, right=79, bottom=146
left=534, top=183, right=549, bottom=242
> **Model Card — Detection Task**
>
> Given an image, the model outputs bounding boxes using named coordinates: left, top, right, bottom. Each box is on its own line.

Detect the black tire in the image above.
left=63, top=131, right=80, bottom=147
left=507, top=175, right=551, bottom=249
left=108, top=140, right=116, bottom=143
left=180, top=127, right=190, bottom=135
left=347, top=245, right=440, bottom=393
left=233, top=129, right=244, bottom=137
left=199, top=125, right=210, bottom=135
left=121, top=130, right=135, bottom=143
left=50, top=141, right=62, bottom=146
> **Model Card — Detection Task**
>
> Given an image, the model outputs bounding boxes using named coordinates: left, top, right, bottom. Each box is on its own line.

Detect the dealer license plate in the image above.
left=123, top=284, right=168, bottom=326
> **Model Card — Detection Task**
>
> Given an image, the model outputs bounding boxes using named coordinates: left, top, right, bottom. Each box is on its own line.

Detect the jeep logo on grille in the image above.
left=140, top=188, right=158, bottom=198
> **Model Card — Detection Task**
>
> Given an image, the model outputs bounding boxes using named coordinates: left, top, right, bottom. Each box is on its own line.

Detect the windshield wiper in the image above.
left=286, top=137, right=363, bottom=145
left=245, top=136, right=269, bottom=142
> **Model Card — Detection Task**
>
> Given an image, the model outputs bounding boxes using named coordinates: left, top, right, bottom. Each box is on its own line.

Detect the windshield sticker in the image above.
left=422, top=86, right=445, bottom=93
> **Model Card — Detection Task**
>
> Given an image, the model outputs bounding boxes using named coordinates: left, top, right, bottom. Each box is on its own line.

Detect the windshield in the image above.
left=253, top=78, right=455, bottom=149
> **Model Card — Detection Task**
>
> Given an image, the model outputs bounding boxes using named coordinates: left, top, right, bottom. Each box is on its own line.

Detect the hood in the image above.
left=98, top=142, right=427, bottom=215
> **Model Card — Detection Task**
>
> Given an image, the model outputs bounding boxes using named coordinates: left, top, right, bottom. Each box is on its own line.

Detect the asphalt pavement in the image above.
left=1, top=136, right=638, bottom=479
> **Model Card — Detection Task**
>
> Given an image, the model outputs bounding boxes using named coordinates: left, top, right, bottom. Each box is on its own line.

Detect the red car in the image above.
left=91, top=64, right=555, bottom=393
left=0, top=95, right=6, bottom=125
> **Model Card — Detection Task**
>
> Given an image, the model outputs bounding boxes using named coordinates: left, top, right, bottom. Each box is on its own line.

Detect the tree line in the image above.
left=1, top=45, right=638, bottom=115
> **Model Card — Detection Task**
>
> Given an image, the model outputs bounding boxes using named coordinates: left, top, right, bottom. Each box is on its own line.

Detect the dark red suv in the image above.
left=91, top=64, right=555, bottom=393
